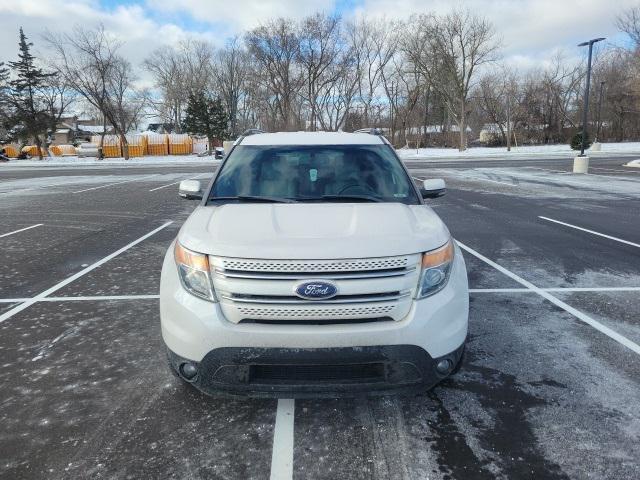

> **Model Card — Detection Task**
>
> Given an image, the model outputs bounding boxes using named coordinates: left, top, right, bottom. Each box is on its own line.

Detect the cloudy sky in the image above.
left=0, top=0, right=636, bottom=82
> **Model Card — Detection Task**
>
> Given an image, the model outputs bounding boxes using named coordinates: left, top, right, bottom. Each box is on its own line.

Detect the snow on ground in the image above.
left=397, top=142, right=640, bottom=158
left=0, top=154, right=217, bottom=167
left=419, top=166, right=640, bottom=200
left=625, top=159, right=640, bottom=168
left=3, top=141, right=640, bottom=167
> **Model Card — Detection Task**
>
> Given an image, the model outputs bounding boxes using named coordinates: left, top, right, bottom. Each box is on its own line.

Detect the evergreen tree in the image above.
left=8, top=28, right=56, bottom=159
left=0, top=62, right=9, bottom=138
left=182, top=92, right=228, bottom=154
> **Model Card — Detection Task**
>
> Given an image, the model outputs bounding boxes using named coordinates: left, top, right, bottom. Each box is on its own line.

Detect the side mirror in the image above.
left=179, top=180, right=203, bottom=200
left=421, top=178, right=446, bottom=199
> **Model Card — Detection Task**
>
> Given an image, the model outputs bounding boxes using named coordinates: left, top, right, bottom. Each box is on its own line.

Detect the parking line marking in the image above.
left=4, top=288, right=639, bottom=303
left=590, top=166, right=640, bottom=174
left=270, top=398, right=295, bottom=480
left=468, top=175, right=515, bottom=186
left=0, top=181, right=72, bottom=196
left=0, top=222, right=173, bottom=324
left=539, top=216, right=640, bottom=249
left=469, top=287, right=640, bottom=293
left=148, top=173, right=209, bottom=192
left=73, top=174, right=159, bottom=194
left=0, top=224, right=43, bottom=238
left=43, top=294, right=161, bottom=301
left=523, top=166, right=568, bottom=174
left=458, top=241, right=640, bottom=356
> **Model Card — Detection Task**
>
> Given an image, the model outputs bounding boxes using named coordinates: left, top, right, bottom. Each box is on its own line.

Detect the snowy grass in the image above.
left=397, top=142, right=640, bottom=158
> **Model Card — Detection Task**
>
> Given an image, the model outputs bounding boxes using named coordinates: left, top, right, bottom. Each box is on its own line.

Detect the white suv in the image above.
left=160, top=130, right=468, bottom=396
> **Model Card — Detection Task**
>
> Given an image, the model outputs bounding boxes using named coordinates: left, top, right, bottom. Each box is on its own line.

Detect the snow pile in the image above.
left=624, top=159, right=640, bottom=168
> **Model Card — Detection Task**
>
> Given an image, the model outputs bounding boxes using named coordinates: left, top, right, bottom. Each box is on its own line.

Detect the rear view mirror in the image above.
left=179, top=180, right=203, bottom=200
left=421, top=178, right=446, bottom=199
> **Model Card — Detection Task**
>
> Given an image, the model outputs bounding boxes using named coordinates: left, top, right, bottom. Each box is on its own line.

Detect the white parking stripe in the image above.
left=73, top=174, right=159, bottom=194
left=0, top=181, right=72, bottom=196
left=0, top=224, right=43, bottom=238
left=0, top=222, right=173, bottom=324
left=470, top=287, right=640, bottom=293
left=539, top=216, right=640, bottom=249
left=458, top=241, right=640, bottom=356
left=591, top=166, right=640, bottom=174
left=149, top=172, right=209, bottom=192
left=270, top=398, right=295, bottom=480
left=4, top=288, right=639, bottom=303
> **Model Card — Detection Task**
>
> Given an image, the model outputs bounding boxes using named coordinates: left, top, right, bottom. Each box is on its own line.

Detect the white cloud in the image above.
left=146, top=0, right=337, bottom=30
left=0, top=0, right=635, bottom=83
left=351, top=0, right=636, bottom=70
left=0, top=0, right=217, bottom=81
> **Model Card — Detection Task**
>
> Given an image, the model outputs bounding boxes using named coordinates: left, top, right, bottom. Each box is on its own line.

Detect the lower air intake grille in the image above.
left=249, top=363, right=386, bottom=384
left=239, top=317, right=393, bottom=325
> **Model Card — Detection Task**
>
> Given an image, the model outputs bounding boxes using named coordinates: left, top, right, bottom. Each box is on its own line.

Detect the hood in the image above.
left=179, top=203, right=450, bottom=259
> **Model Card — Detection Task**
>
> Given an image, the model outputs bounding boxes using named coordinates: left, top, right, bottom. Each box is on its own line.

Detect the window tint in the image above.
left=209, top=145, right=419, bottom=204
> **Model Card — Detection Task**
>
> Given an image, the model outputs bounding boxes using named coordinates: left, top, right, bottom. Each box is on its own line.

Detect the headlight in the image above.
left=174, top=242, right=216, bottom=302
left=416, top=239, right=455, bottom=299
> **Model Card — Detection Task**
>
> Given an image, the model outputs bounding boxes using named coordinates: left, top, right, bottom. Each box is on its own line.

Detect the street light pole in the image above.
left=577, top=37, right=605, bottom=157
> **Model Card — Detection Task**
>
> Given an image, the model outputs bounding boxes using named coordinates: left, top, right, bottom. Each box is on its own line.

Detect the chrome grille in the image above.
left=211, top=254, right=421, bottom=324
left=236, top=304, right=396, bottom=319
left=217, top=256, right=411, bottom=273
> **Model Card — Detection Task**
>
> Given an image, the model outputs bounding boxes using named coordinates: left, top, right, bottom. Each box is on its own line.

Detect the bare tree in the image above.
left=40, top=73, right=75, bottom=144
left=144, top=47, right=187, bottom=131
left=617, top=6, right=640, bottom=48
left=406, top=10, right=499, bottom=150
left=104, top=57, right=146, bottom=157
left=297, top=13, right=343, bottom=130
left=348, top=17, right=396, bottom=127
left=316, top=53, right=359, bottom=130
left=44, top=25, right=145, bottom=159
left=212, top=37, right=251, bottom=137
left=245, top=18, right=303, bottom=131
left=144, top=40, right=213, bottom=133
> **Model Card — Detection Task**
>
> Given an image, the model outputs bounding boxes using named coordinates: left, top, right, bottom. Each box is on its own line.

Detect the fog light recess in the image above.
left=436, top=359, right=453, bottom=375
left=180, top=362, right=198, bottom=380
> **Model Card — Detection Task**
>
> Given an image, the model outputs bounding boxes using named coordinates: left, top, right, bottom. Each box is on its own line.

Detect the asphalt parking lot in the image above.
left=1, top=154, right=639, bottom=479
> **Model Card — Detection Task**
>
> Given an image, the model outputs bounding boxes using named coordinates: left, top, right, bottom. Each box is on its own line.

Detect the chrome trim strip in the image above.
left=219, top=292, right=411, bottom=305
left=213, top=267, right=416, bottom=281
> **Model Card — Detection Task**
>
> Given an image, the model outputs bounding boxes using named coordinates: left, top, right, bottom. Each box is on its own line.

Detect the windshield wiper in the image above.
left=209, top=195, right=296, bottom=203
left=316, top=194, right=383, bottom=203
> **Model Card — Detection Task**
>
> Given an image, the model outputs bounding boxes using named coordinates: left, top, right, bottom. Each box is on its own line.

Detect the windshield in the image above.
left=208, top=144, right=419, bottom=204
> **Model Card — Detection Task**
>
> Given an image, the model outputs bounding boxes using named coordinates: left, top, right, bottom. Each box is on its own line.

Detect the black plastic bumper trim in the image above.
left=167, top=342, right=465, bottom=398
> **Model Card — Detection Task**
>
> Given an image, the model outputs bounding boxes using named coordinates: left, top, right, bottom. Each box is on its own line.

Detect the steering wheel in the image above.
left=337, top=183, right=377, bottom=196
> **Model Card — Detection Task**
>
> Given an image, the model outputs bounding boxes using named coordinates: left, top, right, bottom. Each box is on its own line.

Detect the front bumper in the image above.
left=167, top=342, right=465, bottom=398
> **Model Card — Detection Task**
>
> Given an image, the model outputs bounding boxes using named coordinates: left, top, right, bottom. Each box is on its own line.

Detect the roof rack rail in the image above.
left=354, top=128, right=384, bottom=135
left=240, top=128, right=265, bottom=137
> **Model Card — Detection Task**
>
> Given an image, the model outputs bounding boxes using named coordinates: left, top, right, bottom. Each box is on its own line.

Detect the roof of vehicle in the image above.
left=239, top=131, right=386, bottom=146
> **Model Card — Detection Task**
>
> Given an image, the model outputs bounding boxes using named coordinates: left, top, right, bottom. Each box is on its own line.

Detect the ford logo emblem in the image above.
left=294, top=280, right=338, bottom=300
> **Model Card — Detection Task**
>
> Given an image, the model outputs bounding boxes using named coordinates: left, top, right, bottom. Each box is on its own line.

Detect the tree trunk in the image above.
left=120, top=134, right=129, bottom=160
left=207, top=135, right=215, bottom=155
left=459, top=99, right=467, bottom=152
left=506, top=96, right=512, bottom=152
left=98, top=132, right=105, bottom=160
left=34, top=136, right=43, bottom=160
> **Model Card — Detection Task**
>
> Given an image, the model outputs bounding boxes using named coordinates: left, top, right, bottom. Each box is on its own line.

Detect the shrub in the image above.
left=570, top=130, right=592, bottom=150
